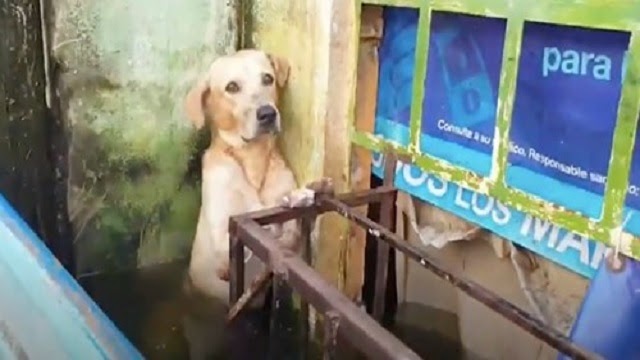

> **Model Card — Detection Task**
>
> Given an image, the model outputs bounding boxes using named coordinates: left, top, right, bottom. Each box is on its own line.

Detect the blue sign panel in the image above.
left=376, top=10, right=506, bottom=176
left=374, top=7, right=637, bottom=278
left=508, top=23, right=632, bottom=219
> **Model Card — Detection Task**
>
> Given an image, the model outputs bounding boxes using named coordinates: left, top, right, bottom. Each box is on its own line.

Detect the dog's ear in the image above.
left=184, top=77, right=210, bottom=129
left=267, top=53, right=290, bottom=88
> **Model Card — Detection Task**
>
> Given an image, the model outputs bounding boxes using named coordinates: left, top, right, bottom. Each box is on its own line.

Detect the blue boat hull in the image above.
left=0, top=195, right=142, bottom=359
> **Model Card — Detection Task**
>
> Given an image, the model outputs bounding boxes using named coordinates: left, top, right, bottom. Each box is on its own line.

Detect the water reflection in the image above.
left=79, top=260, right=271, bottom=360
left=79, top=260, right=466, bottom=359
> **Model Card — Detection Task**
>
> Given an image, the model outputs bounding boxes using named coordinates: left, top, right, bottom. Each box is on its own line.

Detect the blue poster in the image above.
left=508, top=23, right=632, bottom=219
left=373, top=7, right=638, bottom=278
left=376, top=10, right=506, bottom=176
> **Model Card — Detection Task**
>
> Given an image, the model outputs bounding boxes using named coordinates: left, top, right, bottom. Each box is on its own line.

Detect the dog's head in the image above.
left=184, top=49, right=290, bottom=147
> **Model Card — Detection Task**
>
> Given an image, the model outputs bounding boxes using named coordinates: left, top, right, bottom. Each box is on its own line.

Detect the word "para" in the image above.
left=542, top=47, right=612, bottom=81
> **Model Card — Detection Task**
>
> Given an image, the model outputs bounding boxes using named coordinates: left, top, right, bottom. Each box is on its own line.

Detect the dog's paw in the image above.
left=216, top=266, right=230, bottom=282
left=280, top=178, right=335, bottom=208
left=265, top=223, right=284, bottom=238
left=305, top=177, right=335, bottom=195
left=281, top=188, right=315, bottom=208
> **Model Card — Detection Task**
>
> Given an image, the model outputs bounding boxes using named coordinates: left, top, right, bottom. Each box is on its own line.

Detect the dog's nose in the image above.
left=256, top=105, right=277, bottom=126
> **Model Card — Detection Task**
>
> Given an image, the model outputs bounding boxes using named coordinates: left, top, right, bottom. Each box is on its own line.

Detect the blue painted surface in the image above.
left=0, top=195, right=143, bottom=359
left=372, top=7, right=639, bottom=278
left=559, top=257, right=640, bottom=359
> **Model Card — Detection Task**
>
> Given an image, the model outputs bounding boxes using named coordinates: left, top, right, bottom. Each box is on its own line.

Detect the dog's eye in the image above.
left=261, top=73, right=274, bottom=86
left=225, top=81, right=240, bottom=93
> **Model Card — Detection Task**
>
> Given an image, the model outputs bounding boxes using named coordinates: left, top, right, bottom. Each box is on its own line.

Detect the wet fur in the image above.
left=183, top=49, right=307, bottom=303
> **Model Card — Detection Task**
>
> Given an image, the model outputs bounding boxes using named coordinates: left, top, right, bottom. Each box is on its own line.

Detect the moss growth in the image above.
left=68, top=84, right=200, bottom=273
left=52, top=0, right=236, bottom=275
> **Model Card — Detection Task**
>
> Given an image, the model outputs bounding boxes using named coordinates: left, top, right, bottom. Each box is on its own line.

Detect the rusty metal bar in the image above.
left=228, top=157, right=596, bottom=358
left=319, top=194, right=600, bottom=360
left=230, top=217, right=422, bottom=360
left=268, top=271, right=294, bottom=360
left=227, top=185, right=398, bottom=322
left=229, top=220, right=244, bottom=304
left=299, top=214, right=314, bottom=359
left=236, top=185, right=397, bottom=225
left=228, top=183, right=396, bottom=321
left=373, top=154, right=397, bottom=321
left=226, top=269, right=272, bottom=324
left=322, top=311, right=340, bottom=360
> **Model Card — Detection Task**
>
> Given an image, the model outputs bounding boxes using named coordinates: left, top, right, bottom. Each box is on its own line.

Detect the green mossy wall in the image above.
left=49, top=0, right=238, bottom=274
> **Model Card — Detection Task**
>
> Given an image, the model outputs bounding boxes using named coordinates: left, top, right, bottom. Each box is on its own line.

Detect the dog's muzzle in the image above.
left=256, top=105, right=279, bottom=133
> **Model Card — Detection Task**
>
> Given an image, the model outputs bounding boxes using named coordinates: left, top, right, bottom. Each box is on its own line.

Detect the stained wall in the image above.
left=49, top=0, right=239, bottom=274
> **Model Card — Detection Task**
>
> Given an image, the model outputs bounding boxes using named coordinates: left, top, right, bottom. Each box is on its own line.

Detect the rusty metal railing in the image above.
left=228, top=186, right=421, bottom=360
left=228, top=155, right=600, bottom=360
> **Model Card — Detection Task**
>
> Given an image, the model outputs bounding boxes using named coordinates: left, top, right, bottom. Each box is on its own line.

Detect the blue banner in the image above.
left=374, top=7, right=638, bottom=278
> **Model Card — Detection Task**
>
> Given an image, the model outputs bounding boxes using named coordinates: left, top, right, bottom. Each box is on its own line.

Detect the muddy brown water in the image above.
left=79, top=260, right=466, bottom=360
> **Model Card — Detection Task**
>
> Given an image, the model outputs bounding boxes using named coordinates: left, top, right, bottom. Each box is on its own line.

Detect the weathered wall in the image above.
left=2, top=0, right=74, bottom=271
left=247, top=1, right=331, bottom=185
left=48, top=0, right=238, bottom=274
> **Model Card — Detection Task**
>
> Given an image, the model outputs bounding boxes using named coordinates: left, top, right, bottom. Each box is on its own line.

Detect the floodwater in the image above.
left=79, top=260, right=466, bottom=360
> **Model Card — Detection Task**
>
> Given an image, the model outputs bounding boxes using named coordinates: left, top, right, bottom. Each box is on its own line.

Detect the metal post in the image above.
left=299, top=214, right=314, bottom=359
left=322, top=311, right=340, bottom=360
left=372, top=153, right=397, bottom=321
left=268, top=271, right=295, bottom=360
left=229, top=221, right=245, bottom=304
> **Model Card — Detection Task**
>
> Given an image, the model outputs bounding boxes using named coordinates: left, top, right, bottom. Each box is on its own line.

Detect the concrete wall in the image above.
left=48, top=0, right=238, bottom=274
left=248, top=1, right=331, bottom=186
